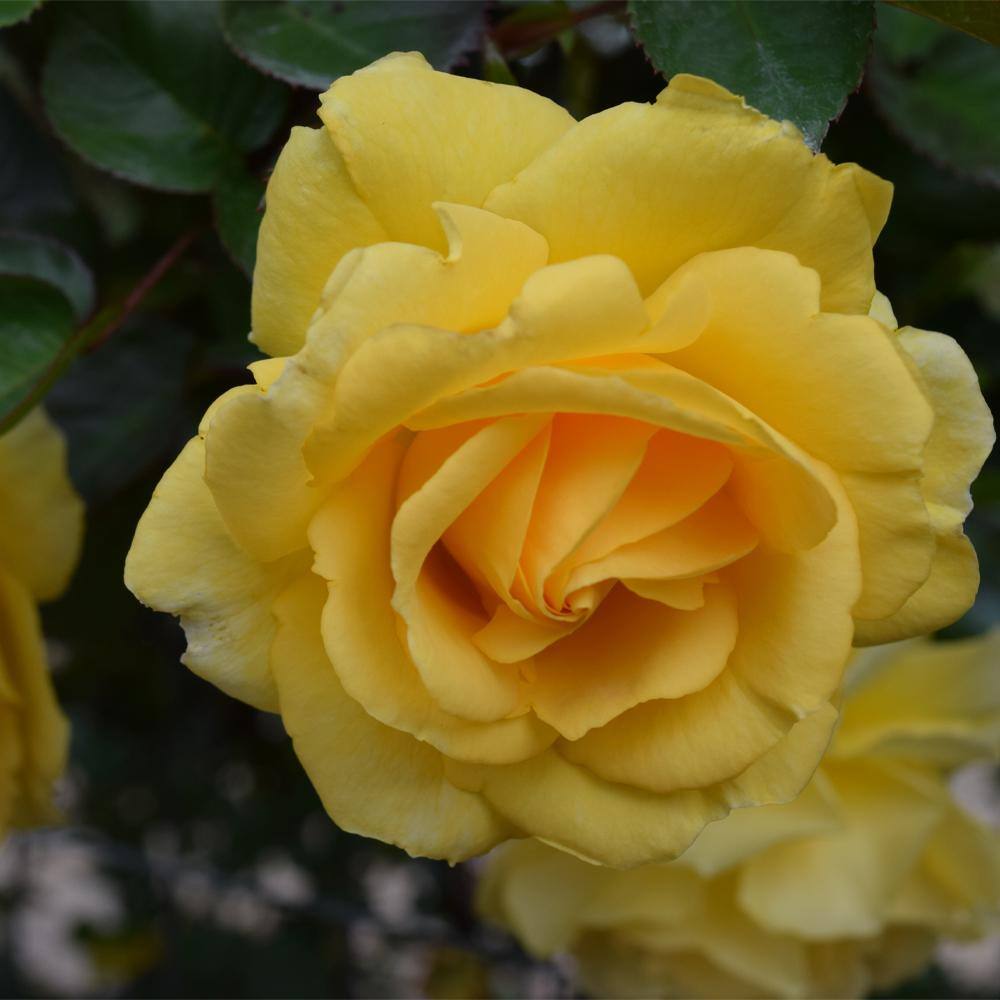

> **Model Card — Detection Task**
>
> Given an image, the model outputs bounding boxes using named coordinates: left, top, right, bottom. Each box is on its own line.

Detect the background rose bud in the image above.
left=478, top=634, right=1000, bottom=1000
left=125, top=53, right=993, bottom=867
left=0, top=410, right=83, bottom=831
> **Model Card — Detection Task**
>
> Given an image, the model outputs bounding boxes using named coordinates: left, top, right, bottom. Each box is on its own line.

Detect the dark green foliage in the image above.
left=0, top=0, right=40, bottom=28
left=629, top=0, right=875, bottom=148
left=42, top=0, right=289, bottom=192
left=885, top=0, right=1000, bottom=45
left=870, top=4, right=1000, bottom=187
left=222, top=0, right=486, bottom=90
left=212, top=165, right=265, bottom=276
left=0, top=274, right=75, bottom=424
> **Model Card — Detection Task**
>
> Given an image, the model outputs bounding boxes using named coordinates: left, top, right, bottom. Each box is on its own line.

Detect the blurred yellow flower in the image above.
left=0, top=410, right=83, bottom=831
left=127, top=53, right=991, bottom=865
left=479, top=634, right=1000, bottom=999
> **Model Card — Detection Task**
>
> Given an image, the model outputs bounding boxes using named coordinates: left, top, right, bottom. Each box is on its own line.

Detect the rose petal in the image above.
left=485, top=74, right=891, bottom=313
left=125, top=436, right=300, bottom=712
left=836, top=633, right=1000, bottom=763
left=391, top=415, right=550, bottom=721
left=252, top=125, right=386, bottom=357
left=272, top=574, right=512, bottom=863
left=0, top=409, right=83, bottom=601
left=0, top=567, right=69, bottom=825
left=318, top=52, right=573, bottom=252
left=309, top=435, right=556, bottom=764
left=530, top=582, right=739, bottom=740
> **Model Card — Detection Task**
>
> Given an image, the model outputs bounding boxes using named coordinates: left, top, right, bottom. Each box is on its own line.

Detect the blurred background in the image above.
left=0, top=0, right=998, bottom=996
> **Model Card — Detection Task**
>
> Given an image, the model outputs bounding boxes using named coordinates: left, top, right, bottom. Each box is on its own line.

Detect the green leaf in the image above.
left=221, top=0, right=485, bottom=90
left=42, top=0, right=289, bottom=193
left=885, top=0, right=1000, bottom=46
left=628, top=0, right=875, bottom=149
left=0, top=83, right=78, bottom=231
left=213, top=166, right=264, bottom=276
left=0, top=232, right=95, bottom=321
left=46, top=316, right=194, bottom=503
left=870, top=6, right=1000, bottom=187
left=0, top=275, right=77, bottom=430
left=0, top=0, right=41, bottom=28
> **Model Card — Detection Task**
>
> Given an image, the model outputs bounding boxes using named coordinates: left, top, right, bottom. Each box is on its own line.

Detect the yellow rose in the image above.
left=125, top=53, right=993, bottom=865
left=479, top=633, right=1000, bottom=999
left=0, top=410, right=83, bottom=831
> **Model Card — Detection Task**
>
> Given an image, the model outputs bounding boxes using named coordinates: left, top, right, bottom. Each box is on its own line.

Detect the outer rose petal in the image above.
left=855, top=328, right=994, bottom=643
left=251, top=126, right=387, bottom=358
left=680, top=769, right=841, bottom=878
left=125, top=432, right=303, bottom=712
left=271, top=574, right=512, bottom=863
left=0, top=410, right=83, bottom=601
left=890, top=804, right=1000, bottom=933
left=486, top=74, right=891, bottom=313
left=0, top=567, right=69, bottom=827
left=836, top=632, right=1000, bottom=763
left=658, top=248, right=935, bottom=623
left=446, top=747, right=731, bottom=869
left=479, top=839, right=704, bottom=954
left=208, top=205, right=550, bottom=563
left=317, top=52, right=573, bottom=253
left=737, top=761, right=945, bottom=940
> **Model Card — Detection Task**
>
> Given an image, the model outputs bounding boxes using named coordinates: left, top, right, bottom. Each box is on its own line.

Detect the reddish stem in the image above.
left=492, top=0, right=624, bottom=56
left=88, top=226, right=201, bottom=351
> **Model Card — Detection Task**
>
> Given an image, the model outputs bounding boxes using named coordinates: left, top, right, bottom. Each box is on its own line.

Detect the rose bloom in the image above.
left=479, top=634, right=1000, bottom=1000
left=0, top=410, right=82, bottom=831
left=126, top=53, right=992, bottom=865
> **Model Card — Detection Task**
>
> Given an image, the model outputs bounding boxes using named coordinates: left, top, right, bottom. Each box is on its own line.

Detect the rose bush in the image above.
left=0, top=410, right=83, bottom=832
left=479, top=634, right=1000, bottom=999
left=126, top=53, right=992, bottom=866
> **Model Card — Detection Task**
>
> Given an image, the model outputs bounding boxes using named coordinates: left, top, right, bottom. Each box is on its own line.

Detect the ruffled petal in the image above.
left=309, top=435, right=556, bottom=765
left=836, top=633, right=1000, bottom=764
left=252, top=125, right=386, bottom=357
left=125, top=437, right=300, bottom=712
left=486, top=74, right=891, bottom=313
left=737, top=760, right=945, bottom=940
left=856, top=329, right=994, bottom=641
left=899, top=329, right=994, bottom=520
left=665, top=249, right=933, bottom=475
left=529, top=583, right=738, bottom=740
left=307, top=254, right=653, bottom=484
left=303, top=203, right=549, bottom=386
left=272, top=574, right=511, bottom=862
left=410, top=363, right=839, bottom=555
left=447, top=748, right=729, bottom=869
left=212, top=206, right=549, bottom=564
left=560, top=668, right=795, bottom=794
left=563, top=492, right=758, bottom=593
left=680, top=768, right=840, bottom=878
left=660, top=248, right=935, bottom=622
left=318, top=52, right=573, bottom=252
left=561, top=458, right=858, bottom=795
left=391, top=416, right=549, bottom=721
